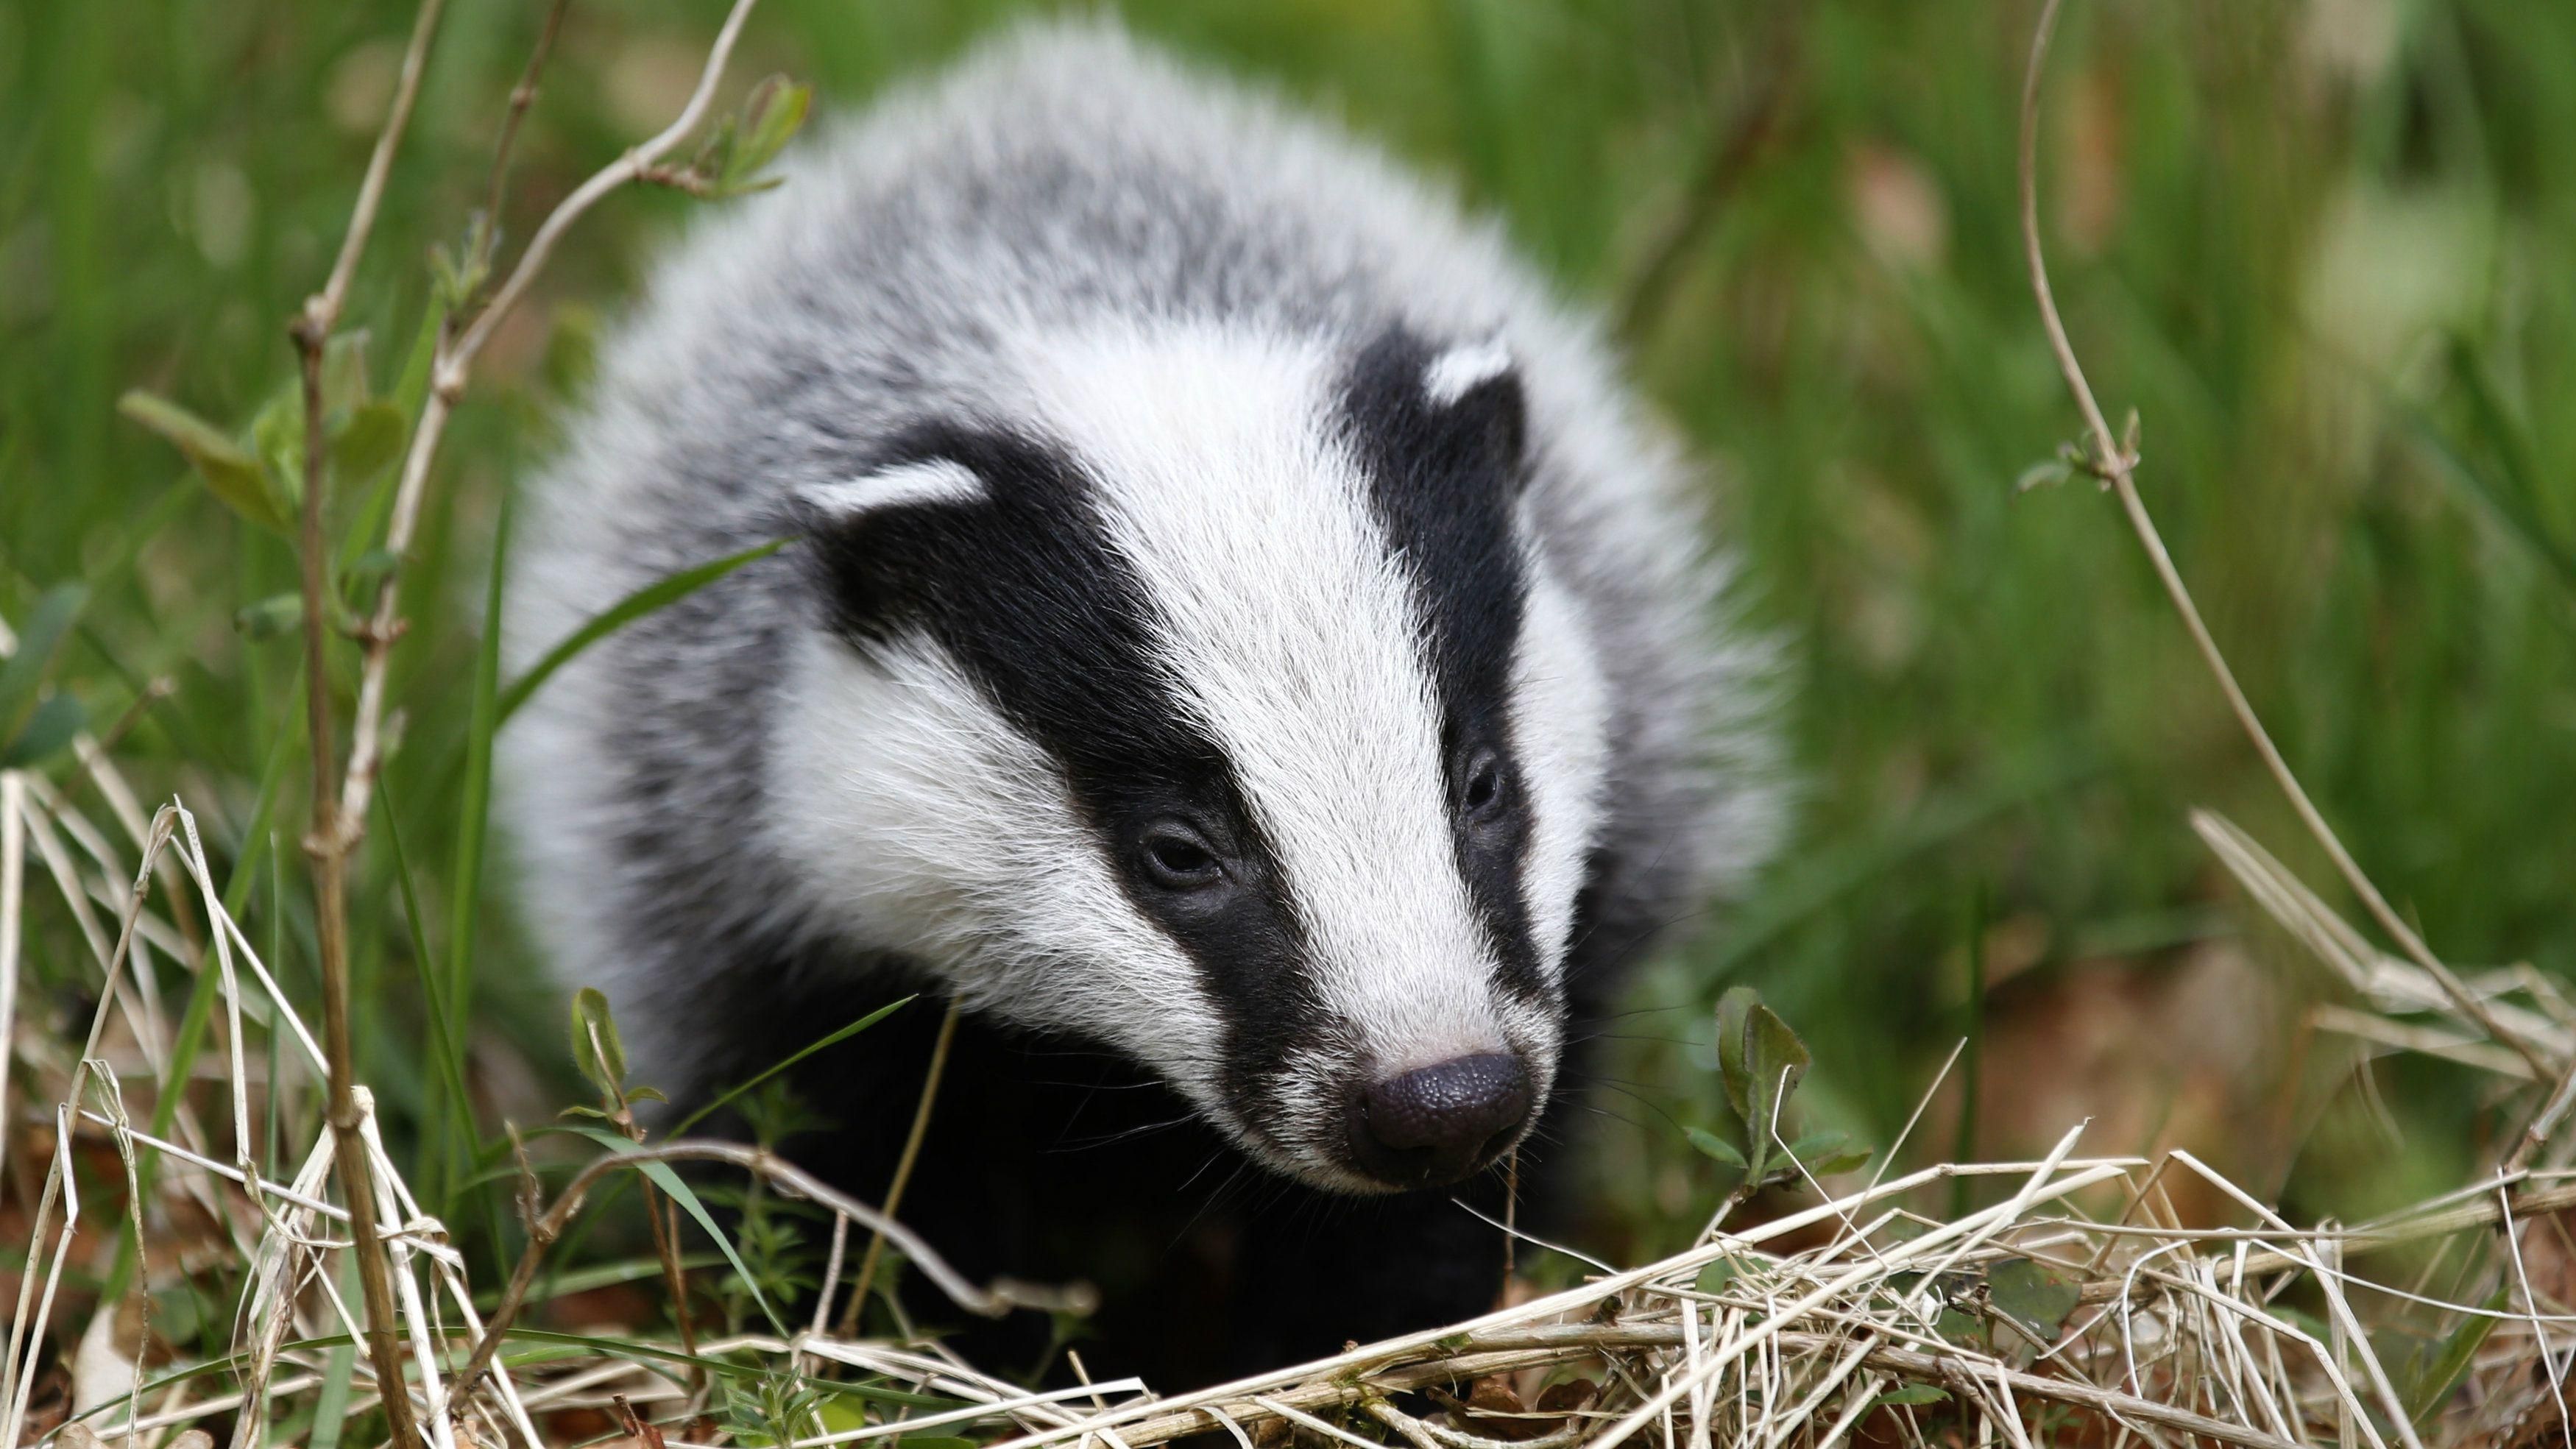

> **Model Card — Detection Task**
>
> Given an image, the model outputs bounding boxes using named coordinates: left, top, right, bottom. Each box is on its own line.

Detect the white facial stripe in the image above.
left=1423, top=338, right=1515, bottom=406
left=799, top=458, right=987, bottom=520
left=1510, top=533, right=1613, bottom=971
left=766, top=630, right=1239, bottom=1124
left=1017, top=322, right=1514, bottom=1078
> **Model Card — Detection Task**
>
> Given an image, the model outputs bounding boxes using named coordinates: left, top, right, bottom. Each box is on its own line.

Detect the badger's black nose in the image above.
left=1349, top=1053, right=1533, bottom=1186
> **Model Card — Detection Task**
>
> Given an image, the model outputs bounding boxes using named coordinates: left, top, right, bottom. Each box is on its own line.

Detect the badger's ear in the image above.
left=790, top=456, right=988, bottom=534
left=1348, top=327, right=1531, bottom=492
left=1425, top=337, right=1528, bottom=486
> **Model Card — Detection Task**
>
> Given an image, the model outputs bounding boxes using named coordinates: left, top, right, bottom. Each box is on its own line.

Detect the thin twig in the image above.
left=2012, top=0, right=2550, bottom=1083
left=295, top=230, right=422, bottom=1449
left=479, top=0, right=573, bottom=235
left=841, top=1001, right=963, bottom=1335
left=337, top=0, right=761, bottom=837
left=281, top=4, right=455, bottom=1442
left=300, top=0, right=450, bottom=340
left=0, top=772, right=21, bottom=1187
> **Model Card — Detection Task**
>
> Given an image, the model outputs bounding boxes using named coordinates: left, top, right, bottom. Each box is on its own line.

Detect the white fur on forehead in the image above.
left=764, top=630, right=1243, bottom=1127
left=1012, top=318, right=1559, bottom=1077
left=797, top=458, right=986, bottom=521
left=1510, top=539, right=1613, bottom=969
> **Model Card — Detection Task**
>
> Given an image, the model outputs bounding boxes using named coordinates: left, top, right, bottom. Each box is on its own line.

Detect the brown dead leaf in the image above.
left=609, top=1393, right=668, bottom=1449
left=1430, top=1373, right=1593, bottom=1442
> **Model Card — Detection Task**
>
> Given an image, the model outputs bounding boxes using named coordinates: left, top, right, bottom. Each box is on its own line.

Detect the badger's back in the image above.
left=501, top=21, right=1779, bottom=1099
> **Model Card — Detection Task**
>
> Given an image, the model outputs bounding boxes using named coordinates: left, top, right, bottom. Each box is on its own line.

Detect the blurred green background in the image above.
left=3, top=0, right=2573, bottom=1269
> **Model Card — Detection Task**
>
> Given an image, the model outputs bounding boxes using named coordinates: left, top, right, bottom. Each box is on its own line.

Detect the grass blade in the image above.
left=673, top=997, right=912, bottom=1136
left=378, top=782, right=473, bottom=1204
left=0, top=583, right=86, bottom=738
left=497, top=536, right=788, bottom=724
left=565, top=1124, right=789, bottom=1336
left=429, top=490, right=512, bottom=1201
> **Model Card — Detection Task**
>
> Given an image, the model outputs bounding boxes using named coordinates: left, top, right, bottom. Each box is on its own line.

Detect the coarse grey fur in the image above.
left=500, top=15, right=1782, bottom=1286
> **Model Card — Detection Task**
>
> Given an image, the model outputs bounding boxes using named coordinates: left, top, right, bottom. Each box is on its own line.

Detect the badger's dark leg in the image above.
left=680, top=962, right=1607, bottom=1388
left=1219, top=1170, right=1510, bottom=1369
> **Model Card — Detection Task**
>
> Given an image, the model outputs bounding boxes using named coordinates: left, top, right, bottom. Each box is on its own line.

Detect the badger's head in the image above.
left=771, top=319, right=1618, bottom=1194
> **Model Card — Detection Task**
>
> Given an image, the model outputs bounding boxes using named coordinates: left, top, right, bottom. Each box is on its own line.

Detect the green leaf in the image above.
left=234, top=592, right=306, bottom=640
left=563, top=1124, right=789, bottom=1337
left=726, top=76, right=813, bottom=187
left=2014, top=458, right=2072, bottom=493
left=1694, top=1256, right=1743, bottom=1295
left=1684, top=1126, right=1747, bottom=1168
left=1745, top=1002, right=1812, bottom=1126
left=249, top=383, right=310, bottom=518
left=344, top=549, right=401, bottom=589
left=320, top=329, right=373, bottom=414
left=1718, top=988, right=1811, bottom=1177
left=432, top=213, right=495, bottom=310
left=1, top=692, right=85, bottom=768
left=329, top=400, right=407, bottom=486
left=499, top=537, right=790, bottom=724
left=1987, top=1258, right=2080, bottom=1341
left=2272, top=1305, right=2332, bottom=1344
left=0, top=581, right=84, bottom=738
left=1868, top=1385, right=1949, bottom=1409
left=2404, top=1289, right=2504, bottom=1427
left=118, top=390, right=291, bottom=533
left=569, top=986, right=627, bottom=1094
left=1786, top=1130, right=1872, bottom=1177
left=1715, top=986, right=1758, bottom=1121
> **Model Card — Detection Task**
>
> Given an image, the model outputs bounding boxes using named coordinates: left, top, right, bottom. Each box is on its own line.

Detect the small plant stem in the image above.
left=293, top=335, right=421, bottom=1449
left=606, top=1056, right=702, bottom=1386
left=841, top=1001, right=963, bottom=1336
left=308, top=0, right=449, bottom=335
left=648, top=1184, right=701, bottom=1368
left=282, top=2, right=449, bottom=1431
left=2505, top=1059, right=2576, bottom=1174
left=481, top=0, right=572, bottom=231
left=284, top=4, right=452, bottom=1436
left=2014, top=0, right=2550, bottom=1083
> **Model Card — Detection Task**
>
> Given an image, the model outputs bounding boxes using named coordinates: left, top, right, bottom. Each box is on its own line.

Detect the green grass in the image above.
left=4, top=0, right=2574, bottom=1356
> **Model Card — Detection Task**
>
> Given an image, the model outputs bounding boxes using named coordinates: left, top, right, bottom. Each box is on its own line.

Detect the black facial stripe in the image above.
left=797, top=423, right=1326, bottom=1141
left=1340, top=327, right=1549, bottom=1007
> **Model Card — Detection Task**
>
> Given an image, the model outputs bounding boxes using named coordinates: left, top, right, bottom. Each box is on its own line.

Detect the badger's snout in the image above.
left=1342, top=1052, right=1534, bottom=1188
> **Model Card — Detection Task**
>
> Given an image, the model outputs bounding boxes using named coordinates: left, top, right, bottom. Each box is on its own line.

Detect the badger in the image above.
left=500, top=21, right=1782, bottom=1382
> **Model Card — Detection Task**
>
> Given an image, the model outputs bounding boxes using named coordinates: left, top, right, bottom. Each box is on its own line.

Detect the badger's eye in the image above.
left=1460, top=751, right=1508, bottom=819
left=1139, top=824, right=1224, bottom=889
